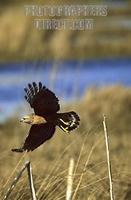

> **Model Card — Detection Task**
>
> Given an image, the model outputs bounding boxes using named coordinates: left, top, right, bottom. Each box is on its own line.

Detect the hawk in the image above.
left=12, top=82, right=80, bottom=152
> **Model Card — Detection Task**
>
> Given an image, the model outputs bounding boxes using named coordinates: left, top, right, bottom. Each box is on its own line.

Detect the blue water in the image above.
left=0, top=58, right=131, bottom=121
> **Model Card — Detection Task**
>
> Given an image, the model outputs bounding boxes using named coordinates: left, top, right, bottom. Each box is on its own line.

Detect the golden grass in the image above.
left=0, top=85, right=131, bottom=199
left=0, top=2, right=131, bottom=61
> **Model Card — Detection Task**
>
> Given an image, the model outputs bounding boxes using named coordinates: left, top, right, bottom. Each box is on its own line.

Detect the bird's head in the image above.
left=20, top=114, right=34, bottom=124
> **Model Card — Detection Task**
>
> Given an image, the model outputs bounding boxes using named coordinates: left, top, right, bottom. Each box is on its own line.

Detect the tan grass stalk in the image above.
left=41, top=170, right=67, bottom=200
left=36, top=140, right=76, bottom=197
left=26, top=161, right=37, bottom=200
left=36, top=131, right=87, bottom=197
left=3, top=160, right=37, bottom=200
left=66, top=158, right=75, bottom=200
left=103, top=115, right=115, bottom=200
left=72, top=136, right=103, bottom=200
left=3, top=152, right=26, bottom=190
left=3, top=161, right=29, bottom=200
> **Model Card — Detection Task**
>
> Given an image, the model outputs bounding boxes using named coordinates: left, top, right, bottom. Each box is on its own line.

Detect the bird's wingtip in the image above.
left=11, top=148, right=25, bottom=153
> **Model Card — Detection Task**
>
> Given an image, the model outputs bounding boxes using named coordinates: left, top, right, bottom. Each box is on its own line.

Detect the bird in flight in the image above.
left=12, top=82, right=80, bottom=152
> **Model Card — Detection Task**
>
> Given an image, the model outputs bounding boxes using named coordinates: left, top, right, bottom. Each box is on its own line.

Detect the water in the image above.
left=0, top=57, right=131, bottom=121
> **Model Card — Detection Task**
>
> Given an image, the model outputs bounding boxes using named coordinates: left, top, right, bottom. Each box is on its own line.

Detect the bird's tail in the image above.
left=57, top=111, right=80, bottom=133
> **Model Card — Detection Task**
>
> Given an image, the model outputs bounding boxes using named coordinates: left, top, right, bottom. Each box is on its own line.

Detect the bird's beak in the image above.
left=20, top=118, right=24, bottom=122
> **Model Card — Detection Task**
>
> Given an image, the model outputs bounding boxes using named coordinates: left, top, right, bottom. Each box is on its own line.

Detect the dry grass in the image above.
left=0, top=85, right=131, bottom=199
left=0, top=2, right=131, bottom=61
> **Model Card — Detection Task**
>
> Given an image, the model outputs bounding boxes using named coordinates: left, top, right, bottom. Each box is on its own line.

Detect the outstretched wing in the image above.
left=24, top=82, right=60, bottom=116
left=22, top=123, right=56, bottom=151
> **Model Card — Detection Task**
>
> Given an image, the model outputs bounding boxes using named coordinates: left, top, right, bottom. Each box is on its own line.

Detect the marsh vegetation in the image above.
left=0, top=86, right=131, bottom=199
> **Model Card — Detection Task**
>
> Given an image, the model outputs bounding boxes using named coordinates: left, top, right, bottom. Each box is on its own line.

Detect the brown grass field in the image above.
left=0, top=85, right=131, bottom=200
left=0, top=1, right=131, bottom=61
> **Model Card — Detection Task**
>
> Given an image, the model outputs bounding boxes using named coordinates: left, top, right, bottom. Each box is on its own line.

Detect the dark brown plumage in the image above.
left=24, top=82, right=60, bottom=115
left=12, top=82, right=80, bottom=152
left=23, top=123, right=56, bottom=151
